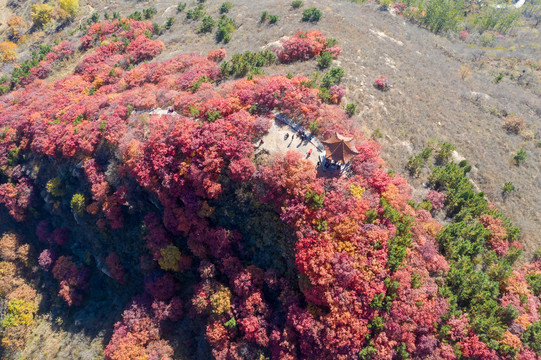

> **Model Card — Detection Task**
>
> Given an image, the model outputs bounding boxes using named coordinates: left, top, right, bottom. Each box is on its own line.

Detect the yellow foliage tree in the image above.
left=59, top=0, right=79, bottom=16
left=46, top=177, right=65, bottom=197
left=209, top=285, right=232, bottom=315
left=7, top=16, right=24, bottom=41
left=0, top=41, right=18, bottom=63
left=31, top=4, right=54, bottom=28
left=158, top=245, right=181, bottom=271
left=349, top=184, right=365, bottom=199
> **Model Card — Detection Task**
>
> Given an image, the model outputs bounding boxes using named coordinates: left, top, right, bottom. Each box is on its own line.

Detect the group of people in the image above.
left=297, top=129, right=309, bottom=141
left=323, top=159, right=341, bottom=171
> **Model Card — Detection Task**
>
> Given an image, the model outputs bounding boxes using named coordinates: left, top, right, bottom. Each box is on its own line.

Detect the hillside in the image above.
left=0, top=0, right=541, bottom=359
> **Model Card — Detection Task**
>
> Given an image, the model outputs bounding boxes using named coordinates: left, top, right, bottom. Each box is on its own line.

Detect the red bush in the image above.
left=274, top=31, right=341, bottom=63
left=208, top=48, right=226, bottom=62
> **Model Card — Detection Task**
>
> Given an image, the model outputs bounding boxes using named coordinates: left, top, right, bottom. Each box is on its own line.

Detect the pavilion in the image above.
left=321, top=132, right=359, bottom=168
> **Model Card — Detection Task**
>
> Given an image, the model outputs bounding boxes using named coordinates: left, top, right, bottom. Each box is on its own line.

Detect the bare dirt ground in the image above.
left=1, top=2, right=540, bottom=253
left=259, top=119, right=323, bottom=165
left=0, top=0, right=14, bottom=35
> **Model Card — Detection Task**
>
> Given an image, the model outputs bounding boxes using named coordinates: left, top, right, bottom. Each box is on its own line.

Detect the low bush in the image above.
left=317, top=51, right=333, bottom=69
left=291, top=1, right=304, bottom=9
left=379, top=0, right=392, bottom=10
left=220, top=50, right=276, bottom=78
left=503, top=115, right=524, bottom=134
left=216, top=15, right=236, bottom=43
left=502, top=182, right=515, bottom=194
left=186, top=4, right=206, bottom=20
left=177, top=3, right=187, bottom=12
left=345, top=103, right=358, bottom=117
left=302, top=7, right=322, bottom=22
left=406, top=147, right=432, bottom=177
left=321, top=67, right=345, bottom=88
left=374, top=75, right=389, bottom=91
left=513, top=149, right=526, bottom=165
left=220, top=2, right=233, bottom=14
left=199, top=16, right=216, bottom=33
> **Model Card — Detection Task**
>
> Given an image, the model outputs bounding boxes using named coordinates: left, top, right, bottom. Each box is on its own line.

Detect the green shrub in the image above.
left=345, top=103, right=358, bottom=117
left=513, top=149, right=526, bottom=165
left=291, top=0, right=304, bottom=9
left=501, top=182, right=515, bottom=194
left=190, top=75, right=211, bottom=92
left=71, top=193, right=86, bottom=216
left=318, top=87, right=332, bottom=104
left=326, top=37, right=338, bottom=47
left=187, top=4, right=206, bottom=20
left=406, top=147, right=432, bottom=177
left=309, top=120, right=320, bottom=135
left=177, top=2, right=187, bottom=12
left=143, top=7, right=157, bottom=19
left=220, top=2, right=233, bottom=13
left=189, top=105, right=200, bottom=117
left=435, top=142, right=455, bottom=164
left=165, top=17, right=176, bottom=30
left=269, top=15, right=279, bottom=24
left=206, top=110, right=222, bottom=122
left=526, top=273, right=541, bottom=296
left=316, top=219, right=327, bottom=232
left=317, top=51, right=333, bottom=69
left=129, top=11, right=143, bottom=21
left=302, top=7, right=322, bottom=22
left=6, top=147, right=19, bottom=166
left=199, top=16, right=216, bottom=33
left=321, top=67, right=345, bottom=88
left=305, top=189, right=324, bottom=209
left=379, top=0, right=392, bottom=10
left=522, top=322, right=541, bottom=355
left=224, top=317, right=237, bottom=329
left=220, top=50, right=276, bottom=78
left=216, top=15, right=236, bottom=43
left=261, top=11, right=270, bottom=22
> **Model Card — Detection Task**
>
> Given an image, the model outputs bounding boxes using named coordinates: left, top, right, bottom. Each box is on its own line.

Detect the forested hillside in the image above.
left=0, top=0, right=540, bottom=359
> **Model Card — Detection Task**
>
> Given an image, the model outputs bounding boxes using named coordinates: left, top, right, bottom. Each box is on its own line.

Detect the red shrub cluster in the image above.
left=51, top=256, right=89, bottom=306
left=274, top=31, right=342, bottom=63
left=105, top=252, right=126, bottom=284
left=105, top=296, right=174, bottom=360
left=480, top=214, right=510, bottom=256
left=425, top=189, right=445, bottom=210
left=208, top=48, right=226, bottom=62
left=19, top=40, right=76, bottom=86
left=0, top=177, right=32, bottom=221
left=38, top=249, right=57, bottom=271
left=374, top=75, right=390, bottom=91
